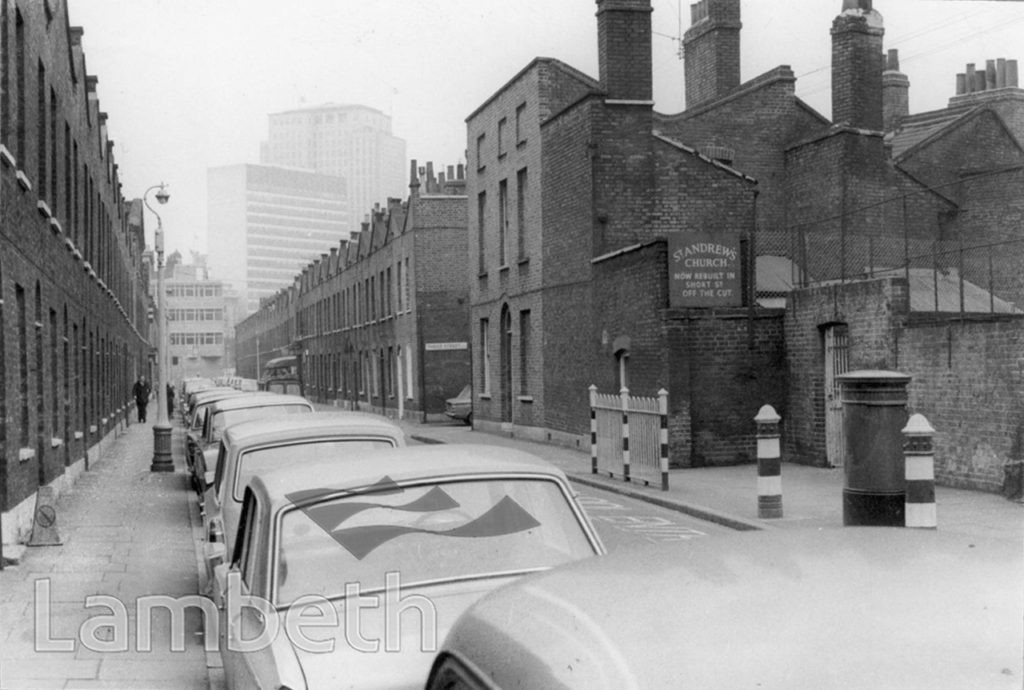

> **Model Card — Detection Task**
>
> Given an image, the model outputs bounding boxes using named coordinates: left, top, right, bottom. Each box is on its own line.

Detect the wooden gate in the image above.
left=589, top=386, right=669, bottom=490
left=824, top=324, right=849, bottom=468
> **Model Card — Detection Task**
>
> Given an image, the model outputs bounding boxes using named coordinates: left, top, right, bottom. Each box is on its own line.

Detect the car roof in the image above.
left=249, top=444, right=569, bottom=509
left=221, top=412, right=405, bottom=447
left=191, top=388, right=249, bottom=403
left=208, top=393, right=312, bottom=412
left=439, top=528, right=1024, bottom=688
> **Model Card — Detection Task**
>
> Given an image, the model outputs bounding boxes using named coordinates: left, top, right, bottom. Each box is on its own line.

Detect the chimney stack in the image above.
left=882, top=48, right=909, bottom=132
left=831, top=0, right=885, bottom=130
left=683, top=0, right=741, bottom=109
left=955, top=58, right=1018, bottom=96
left=596, top=0, right=653, bottom=101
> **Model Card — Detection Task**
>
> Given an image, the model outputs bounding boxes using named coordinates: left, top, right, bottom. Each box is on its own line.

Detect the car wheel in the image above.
left=465, top=412, right=473, bottom=426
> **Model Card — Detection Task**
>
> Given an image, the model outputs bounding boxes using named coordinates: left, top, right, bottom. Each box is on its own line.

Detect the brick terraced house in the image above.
left=235, top=162, right=470, bottom=421
left=467, top=0, right=1024, bottom=493
left=1, top=0, right=153, bottom=543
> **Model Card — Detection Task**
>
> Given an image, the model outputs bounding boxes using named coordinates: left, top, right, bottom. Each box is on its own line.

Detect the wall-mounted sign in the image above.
left=668, top=231, right=742, bottom=307
left=425, top=342, right=469, bottom=351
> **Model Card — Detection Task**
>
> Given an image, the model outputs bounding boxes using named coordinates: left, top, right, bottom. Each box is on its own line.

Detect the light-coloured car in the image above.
left=194, top=394, right=314, bottom=494
left=427, top=528, right=1024, bottom=689
left=214, top=444, right=605, bottom=690
left=185, top=390, right=267, bottom=491
left=179, top=377, right=216, bottom=415
left=201, top=413, right=407, bottom=600
left=444, top=385, right=473, bottom=425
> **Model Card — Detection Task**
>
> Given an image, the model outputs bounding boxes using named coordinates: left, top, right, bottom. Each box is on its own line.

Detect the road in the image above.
left=575, top=485, right=735, bottom=551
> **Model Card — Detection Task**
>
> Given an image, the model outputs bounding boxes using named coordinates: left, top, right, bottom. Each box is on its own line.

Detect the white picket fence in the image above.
left=589, top=386, right=669, bottom=490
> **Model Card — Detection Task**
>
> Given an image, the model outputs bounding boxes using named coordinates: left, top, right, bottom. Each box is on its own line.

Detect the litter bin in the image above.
left=837, top=370, right=911, bottom=526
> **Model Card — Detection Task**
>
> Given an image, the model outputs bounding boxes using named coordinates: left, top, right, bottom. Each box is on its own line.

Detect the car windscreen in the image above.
left=231, top=438, right=398, bottom=502
left=210, top=404, right=311, bottom=442
left=273, top=477, right=596, bottom=607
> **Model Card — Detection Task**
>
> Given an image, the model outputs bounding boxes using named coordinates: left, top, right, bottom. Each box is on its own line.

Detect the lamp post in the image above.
left=144, top=183, right=173, bottom=472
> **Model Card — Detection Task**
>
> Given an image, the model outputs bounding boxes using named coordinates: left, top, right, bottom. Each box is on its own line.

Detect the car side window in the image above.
left=427, top=654, right=489, bottom=690
left=234, top=489, right=260, bottom=589
left=213, top=442, right=227, bottom=495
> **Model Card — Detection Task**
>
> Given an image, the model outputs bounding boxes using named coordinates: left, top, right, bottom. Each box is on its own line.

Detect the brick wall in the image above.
left=1, top=1, right=150, bottom=519
left=784, top=277, right=910, bottom=466
left=658, top=70, right=827, bottom=257
left=898, top=315, right=1024, bottom=492
left=667, top=307, right=787, bottom=467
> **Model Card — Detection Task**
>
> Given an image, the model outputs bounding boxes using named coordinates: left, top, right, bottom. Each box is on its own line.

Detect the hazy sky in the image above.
left=66, top=0, right=1023, bottom=257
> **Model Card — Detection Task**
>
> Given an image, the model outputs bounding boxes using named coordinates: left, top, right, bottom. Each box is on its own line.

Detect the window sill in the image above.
left=517, top=395, right=534, bottom=403
left=478, top=271, right=488, bottom=280
left=478, top=393, right=492, bottom=401
left=498, top=264, right=510, bottom=273
left=517, top=256, right=530, bottom=266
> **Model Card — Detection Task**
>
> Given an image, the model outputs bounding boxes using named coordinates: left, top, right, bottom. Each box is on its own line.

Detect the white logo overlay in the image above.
left=33, top=572, right=438, bottom=654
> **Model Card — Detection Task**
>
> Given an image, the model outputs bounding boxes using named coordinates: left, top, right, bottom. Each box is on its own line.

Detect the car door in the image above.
left=219, top=490, right=265, bottom=689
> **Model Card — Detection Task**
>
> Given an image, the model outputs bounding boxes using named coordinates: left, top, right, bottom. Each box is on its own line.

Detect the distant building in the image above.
left=235, top=162, right=469, bottom=421
left=206, top=163, right=349, bottom=314
left=260, top=103, right=407, bottom=236
left=154, top=252, right=243, bottom=383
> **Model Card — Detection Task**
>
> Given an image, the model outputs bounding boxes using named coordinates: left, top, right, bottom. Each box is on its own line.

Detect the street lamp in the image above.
left=144, top=183, right=173, bottom=472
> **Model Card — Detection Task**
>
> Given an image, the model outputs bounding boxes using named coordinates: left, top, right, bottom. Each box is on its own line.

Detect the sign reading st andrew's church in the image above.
left=668, top=231, right=742, bottom=308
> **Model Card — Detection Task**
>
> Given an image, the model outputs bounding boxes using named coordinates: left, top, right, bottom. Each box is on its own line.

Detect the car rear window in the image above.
left=211, top=404, right=311, bottom=442
left=232, top=439, right=398, bottom=502
left=273, top=477, right=596, bottom=606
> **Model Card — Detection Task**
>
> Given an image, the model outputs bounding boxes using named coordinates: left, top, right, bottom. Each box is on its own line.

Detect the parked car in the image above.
left=179, top=377, right=215, bottom=412
left=200, top=412, right=407, bottom=599
left=184, top=387, right=243, bottom=427
left=184, top=389, right=260, bottom=486
left=214, top=444, right=605, bottom=690
left=444, top=385, right=473, bottom=425
left=427, top=528, right=1024, bottom=689
left=191, top=394, right=314, bottom=495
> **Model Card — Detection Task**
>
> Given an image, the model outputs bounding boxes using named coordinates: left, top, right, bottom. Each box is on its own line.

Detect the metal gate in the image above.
left=824, top=324, right=850, bottom=468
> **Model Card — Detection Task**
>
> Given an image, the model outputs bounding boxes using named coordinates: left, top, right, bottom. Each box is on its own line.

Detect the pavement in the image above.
left=399, top=419, right=1024, bottom=543
left=1, top=412, right=1021, bottom=689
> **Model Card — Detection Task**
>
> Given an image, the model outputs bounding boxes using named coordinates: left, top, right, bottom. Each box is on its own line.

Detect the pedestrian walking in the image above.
left=132, top=375, right=152, bottom=423
left=166, top=383, right=176, bottom=419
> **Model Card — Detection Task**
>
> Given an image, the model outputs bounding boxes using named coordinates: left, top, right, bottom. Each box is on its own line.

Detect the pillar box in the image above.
left=836, top=370, right=911, bottom=526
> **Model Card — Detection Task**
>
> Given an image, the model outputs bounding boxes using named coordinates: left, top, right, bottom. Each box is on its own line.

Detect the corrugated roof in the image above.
left=871, top=267, right=1020, bottom=313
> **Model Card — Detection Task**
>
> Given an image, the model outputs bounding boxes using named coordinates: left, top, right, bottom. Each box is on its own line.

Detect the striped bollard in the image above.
left=755, top=405, right=783, bottom=519
left=589, top=385, right=598, bottom=474
left=620, top=387, right=630, bottom=482
left=658, top=389, right=669, bottom=490
left=903, top=414, right=937, bottom=529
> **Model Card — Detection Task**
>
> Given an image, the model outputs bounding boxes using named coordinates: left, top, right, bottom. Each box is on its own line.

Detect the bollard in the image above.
left=903, top=414, right=937, bottom=529
left=589, top=385, right=598, bottom=475
left=755, top=404, right=783, bottom=518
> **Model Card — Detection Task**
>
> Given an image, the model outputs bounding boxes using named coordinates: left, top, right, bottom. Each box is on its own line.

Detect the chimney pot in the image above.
left=996, top=58, right=1007, bottom=89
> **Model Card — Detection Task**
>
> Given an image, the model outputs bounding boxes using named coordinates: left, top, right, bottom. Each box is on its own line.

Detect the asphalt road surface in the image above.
left=576, top=486, right=736, bottom=551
